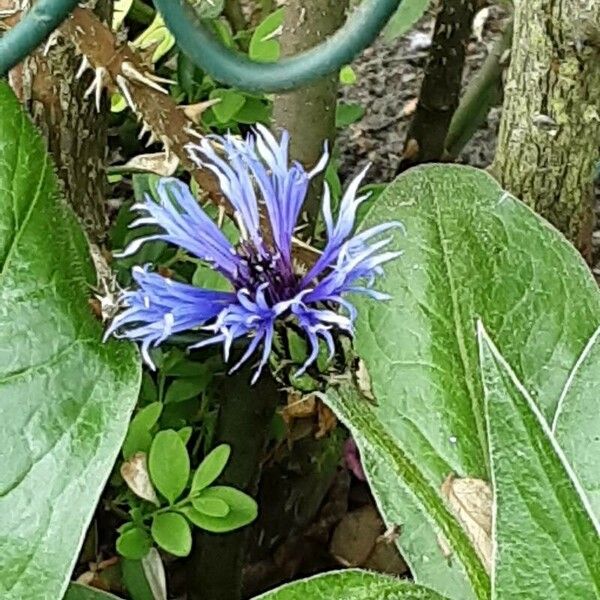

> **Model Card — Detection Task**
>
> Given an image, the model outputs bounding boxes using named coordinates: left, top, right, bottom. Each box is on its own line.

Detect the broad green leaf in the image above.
left=151, top=512, right=192, bottom=557
left=210, top=89, right=247, bottom=124
left=182, top=486, right=257, bottom=533
left=65, top=584, right=123, bottom=600
left=478, top=324, right=600, bottom=598
left=249, top=8, right=285, bottom=63
left=164, top=377, right=209, bottom=404
left=352, top=165, right=600, bottom=598
left=551, top=325, right=600, bottom=519
left=253, top=570, right=448, bottom=599
left=116, top=527, right=152, bottom=560
left=325, top=386, right=489, bottom=600
left=384, top=0, right=431, bottom=41
left=149, top=430, right=190, bottom=503
left=191, top=444, right=231, bottom=492
left=0, top=83, right=140, bottom=599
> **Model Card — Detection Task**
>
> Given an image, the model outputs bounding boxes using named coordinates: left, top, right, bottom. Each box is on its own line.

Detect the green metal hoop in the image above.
left=0, top=0, right=80, bottom=75
left=0, top=0, right=401, bottom=91
left=154, top=0, right=402, bottom=92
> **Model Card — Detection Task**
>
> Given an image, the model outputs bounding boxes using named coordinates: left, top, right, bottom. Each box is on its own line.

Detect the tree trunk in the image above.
left=3, top=0, right=111, bottom=243
left=491, top=0, right=600, bottom=257
left=400, top=0, right=478, bottom=170
left=272, top=0, right=348, bottom=220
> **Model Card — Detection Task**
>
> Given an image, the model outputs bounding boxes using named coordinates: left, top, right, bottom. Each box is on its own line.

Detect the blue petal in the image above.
left=188, top=136, right=262, bottom=244
left=117, top=178, right=241, bottom=281
left=105, top=266, right=236, bottom=368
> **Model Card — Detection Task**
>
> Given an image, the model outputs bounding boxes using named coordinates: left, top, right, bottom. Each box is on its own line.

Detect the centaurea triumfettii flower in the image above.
left=106, top=126, right=401, bottom=383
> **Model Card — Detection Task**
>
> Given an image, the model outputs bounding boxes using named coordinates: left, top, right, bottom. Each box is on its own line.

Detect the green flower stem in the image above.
left=186, top=367, right=281, bottom=600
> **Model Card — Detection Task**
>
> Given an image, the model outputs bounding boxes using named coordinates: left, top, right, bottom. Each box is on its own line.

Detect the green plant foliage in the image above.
left=384, top=0, right=431, bottom=41
left=249, top=8, right=285, bottom=62
left=182, top=486, right=258, bottom=533
left=149, top=430, right=191, bottom=504
left=552, top=325, right=600, bottom=518
left=0, top=82, right=141, bottom=599
left=325, top=385, right=489, bottom=600
left=151, top=512, right=193, bottom=557
left=478, top=325, right=600, bottom=597
left=191, top=444, right=231, bottom=492
left=253, top=570, right=448, bottom=599
left=132, top=13, right=175, bottom=63
left=335, top=102, right=365, bottom=128
left=65, top=584, right=123, bottom=600
left=116, top=526, right=153, bottom=560
left=332, top=165, right=600, bottom=599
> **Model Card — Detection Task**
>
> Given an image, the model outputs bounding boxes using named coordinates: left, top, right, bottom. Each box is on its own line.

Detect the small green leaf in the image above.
left=182, top=486, right=257, bottom=533
left=210, top=89, right=246, bottom=124
left=164, top=377, right=209, bottom=404
left=339, top=65, right=357, bottom=85
left=149, top=430, right=190, bottom=503
left=116, top=527, right=152, bottom=560
left=133, top=14, right=175, bottom=63
left=192, top=495, right=231, bottom=518
left=122, top=549, right=166, bottom=600
left=288, top=329, right=308, bottom=364
left=192, top=262, right=234, bottom=291
left=384, top=0, right=431, bottom=41
left=251, top=570, right=446, bottom=599
left=65, top=584, right=124, bottom=600
left=335, top=103, right=365, bottom=128
left=249, top=8, right=285, bottom=62
left=132, top=402, right=163, bottom=430
left=123, top=402, right=163, bottom=458
left=191, top=0, right=225, bottom=19
left=178, top=426, right=193, bottom=445
left=112, top=0, right=134, bottom=29
left=191, top=444, right=231, bottom=493
left=151, top=512, right=192, bottom=557
left=140, top=372, right=158, bottom=402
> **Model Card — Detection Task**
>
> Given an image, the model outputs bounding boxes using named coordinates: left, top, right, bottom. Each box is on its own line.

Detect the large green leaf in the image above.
left=349, top=165, right=600, bottom=597
left=325, top=386, right=490, bottom=600
left=551, top=325, right=600, bottom=519
left=478, top=324, right=600, bottom=598
left=0, top=83, right=140, bottom=598
left=253, top=570, right=448, bottom=599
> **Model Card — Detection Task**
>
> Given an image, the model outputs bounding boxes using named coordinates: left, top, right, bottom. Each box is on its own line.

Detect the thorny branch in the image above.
left=60, top=7, right=227, bottom=209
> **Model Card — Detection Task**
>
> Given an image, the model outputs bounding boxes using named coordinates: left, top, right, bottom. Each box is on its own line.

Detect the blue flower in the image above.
left=106, top=126, right=401, bottom=383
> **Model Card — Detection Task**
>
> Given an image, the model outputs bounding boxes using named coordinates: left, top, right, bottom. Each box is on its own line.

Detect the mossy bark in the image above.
left=491, top=0, right=600, bottom=257
left=272, top=0, right=348, bottom=220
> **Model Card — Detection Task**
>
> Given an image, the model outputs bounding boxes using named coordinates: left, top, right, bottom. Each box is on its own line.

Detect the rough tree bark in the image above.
left=2, top=0, right=111, bottom=242
left=491, top=0, right=600, bottom=257
left=272, top=0, right=348, bottom=220
left=400, top=0, right=478, bottom=170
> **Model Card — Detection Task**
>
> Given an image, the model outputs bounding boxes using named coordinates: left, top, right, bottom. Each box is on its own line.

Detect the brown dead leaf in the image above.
left=283, top=391, right=317, bottom=421
left=121, top=452, right=160, bottom=506
left=124, top=152, right=180, bottom=176
left=330, top=505, right=382, bottom=567
left=316, top=402, right=337, bottom=438
left=441, top=474, right=492, bottom=573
